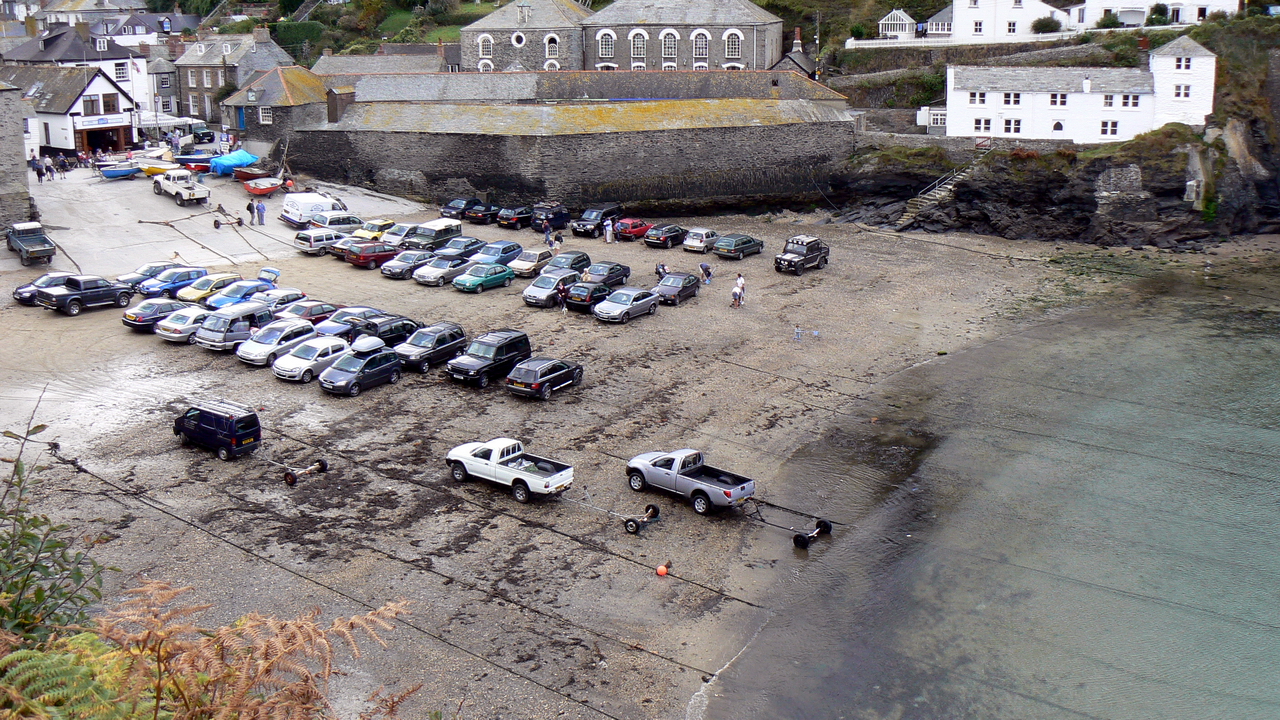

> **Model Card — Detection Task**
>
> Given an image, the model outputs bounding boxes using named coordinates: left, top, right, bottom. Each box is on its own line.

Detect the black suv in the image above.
left=446, top=329, right=532, bottom=388
left=319, top=337, right=403, bottom=397
left=441, top=198, right=484, bottom=220
left=505, top=357, right=584, bottom=400
left=497, top=206, right=532, bottom=229
left=531, top=202, right=571, bottom=232
left=394, top=321, right=468, bottom=371
left=643, top=223, right=688, bottom=249
left=571, top=203, right=623, bottom=238
left=350, top=314, right=421, bottom=347
left=173, top=400, right=261, bottom=461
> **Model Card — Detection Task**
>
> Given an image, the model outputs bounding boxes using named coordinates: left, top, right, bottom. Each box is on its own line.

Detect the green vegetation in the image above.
left=1031, top=16, right=1062, bottom=33
left=378, top=9, right=415, bottom=35
left=1146, top=3, right=1171, bottom=25
left=1096, top=13, right=1123, bottom=28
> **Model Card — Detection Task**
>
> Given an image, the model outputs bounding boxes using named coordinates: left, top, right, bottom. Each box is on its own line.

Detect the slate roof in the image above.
left=223, top=65, right=328, bottom=107
left=302, top=98, right=856, bottom=135
left=3, top=25, right=137, bottom=62
left=90, top=13, right=201, bottom=36
left=581, top=0, right=781, bottom=27
left=950, top=66, right=1154, bottom=93
left=0, top=65, right=124, bottom=114
left=173, top=33, right=294, bottom=70
left=464, top=0, right=593, bottom=31
left=928, top=6, right=953, bottom=23
left=1150, top=35, right=1216, bottom=57
left=311, top=54, right=443, bottom=75
left=39, top=0, right=145, bottom=14
left=771, top=50, right=816, bottom=75
left=147, top=57, right=176, bottom=74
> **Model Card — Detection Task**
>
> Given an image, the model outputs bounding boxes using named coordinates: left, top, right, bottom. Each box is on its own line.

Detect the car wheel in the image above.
left=266, top=353, right=277, bottom=366
left=592, top=228, right=601, bottom=238
left=115, top=293, right=131, bottom=307
left=628, top=472, right=647, bottom=492
left=450, top=462, right=469, bottom=481
left=648, top=303, right=657, bottom=315
left=540, top=384, right=552, bottom=400
left=691, top=492, right=711, bottom=515
left=620, top=312, right=630, bottom=324
left=152, top=182, right=162, bottom=195
left=217, top=446, right=232, bottom=461
left=475, top=283, right=484, bottom=293
left=186, top=333, right=197, bottom=345
left=160, top=289, right=172, bottom=298
left=477, top=373, right=490, bottom=388
left=366, top=260, right=377, bottom=270
left=389, top=370, right=401, bottom=385
left=511, top=482, right=531, bottom=504
left=64, top=301, right=82, bottom=316
left=737, top=252, right=744, bottom=260
left=175, top=196, right=186, bottom=207
left=502, top=277, right=512, bottom=287
left=571, top=367, right=583, bottom=385
left=672, top=294, right=681, bottom=306
left=348, top=383, right=361, bottom=397
left=301, top=369, right=313, bottom=383
left=796, top=265, right=805, bottom=277
left=818, top=257, right=827, bottom=268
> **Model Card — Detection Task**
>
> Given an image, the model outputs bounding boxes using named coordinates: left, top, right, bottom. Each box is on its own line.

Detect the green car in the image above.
left=713, top=233, right=765, bottom=260
left=452, top=263, right=515, bottom=293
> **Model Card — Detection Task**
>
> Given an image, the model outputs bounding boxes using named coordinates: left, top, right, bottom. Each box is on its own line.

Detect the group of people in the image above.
left=542, top=226, right=565, bottom=251
left=28, top=151, right=76, bottom=183
left=245, top=200, right=268, bottom=226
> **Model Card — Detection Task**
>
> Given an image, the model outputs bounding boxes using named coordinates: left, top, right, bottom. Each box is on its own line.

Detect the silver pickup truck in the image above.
left=626, top=449, right=756, bottom=515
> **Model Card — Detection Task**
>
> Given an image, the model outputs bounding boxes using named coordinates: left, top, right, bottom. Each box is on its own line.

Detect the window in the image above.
left=217, top=69, right=224, bottom=87
left=662, top=62, right=677, bottom=70
left=1175, top=84, right=1190, bottom=98
left=632, top=61, right=647, bottom=70
left=1004, top=118, right=1021, bottom=133
left=930, top=111, right=946, bottom=126
left=1122, top=94, right=1139, bottom=107
left=544, top=60, right=560, bottom=70
left=95, top=38, right=107, bottom=52
left=1053, top=121, right=1064, bottom=131
left=545, top=36, right=559, bottom=58
left=1007, top=21, right=1017, bottom=33
left=1013, top=0, right=1022, bottom=5
left=1170, top=7, right=1181, bottom=21
left=188, top=94, right=197, bottom=115
left=188, top=69, right=196, bottom=86
left=974, top=21, right=983, bottom=33
left=1078, top=7, right=1085, bottom=21
left=161, top=18, right=170, bottom=31
left=159, top=74, right=170, bottom=88
left=661, top=32, right=677, bottom=58
left=1003, top=92, right=1020, bottom=105
left=1103, top=94, right=1114, bottom=107
left=1050, top=93, right=1067, bottom=106
left=102, top=93, right=118, bottom=113
left=1197, top=7, right=1207, bottom=19
left=598, top=32, right=615, bottom=58
left=969, top=92, right=986, bottom=104
left=478, top=60, right=494, bottom=72
left=258, top=106, right=272, bottom=124
left=725, top=31, right=742, bottom=59
left=478, top=35, right=493, bottom=58
left=632, top=34, right=646, bottom=58
left=82, top=94, right=100, bottom=115
left=693, top=32, right=709, bottom=58
left=693, top=62, right=708, bottom=70
left=1175, top=57, right=1191, bottom=70
left=1101, top=120, right=1118, bottom=135
left=202, top=69, right=211, bottom=88
left=975, top=118, right=991, bottom=132
left=969, top=0, right=978, bottom=6
left=511, top=32, right=525, bottom=47
left=195, top=44, right=205, bottom=54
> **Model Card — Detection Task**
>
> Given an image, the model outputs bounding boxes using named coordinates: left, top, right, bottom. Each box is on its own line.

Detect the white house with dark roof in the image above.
left=924, top=35, right=1215, bottom=142
left=920, top=0, right=1070, bottom=42
left=1060, top=0, right=1239, bottom=29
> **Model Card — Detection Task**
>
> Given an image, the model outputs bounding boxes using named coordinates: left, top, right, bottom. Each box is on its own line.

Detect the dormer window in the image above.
left=95, top=38, right=107, bottom=52
left=161, top=18, right=170, bottom=31
left=195, top=43, right=205, bottom=53
left=37, top=40, right=43, bottom=51
left=223, top=43, right=231, bottom=54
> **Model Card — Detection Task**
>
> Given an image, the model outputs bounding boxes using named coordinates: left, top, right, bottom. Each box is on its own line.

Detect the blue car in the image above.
left=137, top=266, right=208, bottom=298
left=472, top=241, right=523, bottom=266
left=203, top=268, right=281, bottom=309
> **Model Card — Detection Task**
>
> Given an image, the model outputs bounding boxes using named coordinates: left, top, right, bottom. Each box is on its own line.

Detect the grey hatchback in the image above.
left=318, top=336, right=403, bottom=397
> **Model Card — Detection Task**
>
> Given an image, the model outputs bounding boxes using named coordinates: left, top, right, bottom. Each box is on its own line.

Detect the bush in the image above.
left=1096, top=13, right=1123, bottom=28
left=275, top=20, right=325, bottom=48
left=1009, top=147, right=1041, bottom=159
left=1032, top=16, right=1063, bottom=33
left=1056, top=147, right=1078, bottom=160
left=217, top=18, right=255, bottom=33
left=850, top=22, right=868, bottom=39
left=1146, top=14, right=1171, bottom=25
left=1150, top=3, right=1169, bottom=16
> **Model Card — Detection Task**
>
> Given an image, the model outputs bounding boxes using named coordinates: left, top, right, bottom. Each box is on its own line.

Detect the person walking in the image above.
left=42, top=156, right=54, bottom=181
left=556, top=282, right=570, bottom=314
left=553, top=232, right=564, bottom=253
left=255, top=200, right=266, bottom=226
left=56, top=154, right=68, bottom=179
left=544, top=225, right=552, bottom=248
left=700, top=262, right=713, bottom=284
left=735, top=273, right=746, bottom=305
left=604, top=217, right=614, bottom=244
left=246, top=200, right=256, bottom=225
left=28, top=151, right=37, bottom=171
left=33, top=161, right=43, bottom=185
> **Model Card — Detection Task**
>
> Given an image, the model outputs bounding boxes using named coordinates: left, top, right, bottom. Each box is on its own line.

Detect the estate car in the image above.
left=505, top=357, right=584, bottom=400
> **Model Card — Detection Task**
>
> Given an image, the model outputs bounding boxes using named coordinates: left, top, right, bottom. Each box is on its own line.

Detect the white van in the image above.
left=279, top=192, right=347, bottom=229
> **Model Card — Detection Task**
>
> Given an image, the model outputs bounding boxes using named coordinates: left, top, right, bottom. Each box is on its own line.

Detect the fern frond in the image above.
left=0, top=648, right=124, bottom=720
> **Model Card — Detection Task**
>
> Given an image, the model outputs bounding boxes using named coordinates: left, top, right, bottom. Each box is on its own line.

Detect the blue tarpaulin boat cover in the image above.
left=209, top=150, right=259, bottom=175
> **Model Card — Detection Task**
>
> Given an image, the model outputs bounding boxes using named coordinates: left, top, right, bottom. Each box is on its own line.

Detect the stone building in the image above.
left=146, top=56, right=177, bottom=114
left=0, top=80, right=31, bottom=228
left=173, top=28, right=294, bottom=126
left=460, top=0, right=591, bottom=72
left=221, top=65, right=326, bottom=144
left=580, top=0, right=784, bottom=71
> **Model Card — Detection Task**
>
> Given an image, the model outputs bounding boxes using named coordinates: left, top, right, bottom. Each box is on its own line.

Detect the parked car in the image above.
left=172, top=399, right=260, bottom=461
left=508, top=248, right=553, bottom=278
left=543, top=250, right=591, bottom=274
left=272, top=336, right=350, bottom=383
left=505, top=357, right=583, bottom=400
left=643, top=223, right=688, bottom=249
left=350, top=219, right=396, bottom=242
left=445, top=438, right=573, bottom=503
left=652, top=272, right=701, bottom=305
left=563, top=282, right=612, bottom=312
left=440, top=198, right=484, bottom=220
left=626, top=448, right=756, bottom=515
left=381, top=223, right=416, bottom=247
left=249, top=288, right=307, bottom=313
left=614, top=218, right=652, bottom=242
left=122, top=298, right=196, bottom=331
left=319, top=336, right=403, bottom=397
left=190, top=123, right=216, bottom=143
left=349, top=314, right=421, bottom=347
left=464, top=202, right=502, bottom=224
left=394, top=321, right=468, bottom=371
left=581, top=261, right=631, bottom=287
left=345, top=240, right=401, bottom=269
left=275, top=300, right=341, bottom=323
left=496, top=206, right=532, bottom=229
left=116, top=261, right=180, bottom=289
left=13, top=271, right=74, bottom=305
left=35, top=275, right=133, bottom=316
left=309, top=211, right=364, bottom=234
left=682, top=227, right=720, bottom=253
left=773, top=234, right=830, bottom=275
left=571, top=202, right=623, bottom=237
left=280, top=192, right=347, bottom=229
left=713, top=233, right=765, bottom=260
left=445, top=329, right=532, bottom=388
left=593, top=287, right=659, bottom=323
left=204, top=269, right=280, bottom=309
left=294, top=229, right=347, bottom=256
left=194, top=302, right=275, bottom=351
left=154, top=306, right=213, bottom=344
left=433, top=236, right=486, bottom=261
left=315, top=306, right=383, bottom=336
left=530, top=202, right=570, bottom=232
left=136, top=266, right=208, bottom=298
left=472, top=241, right=523, bottom=266
left=402, top=219, right=464, bottom=251
left=236, top=318, right=318, bottom=366
left=413, top=257, right=476, bottom=286
left=523, top=269, right=581, bottom=308
left=327, top=236, right=360, bottom=259
left=380, top=250, right=436, bottom=279
left=453, top=263, right=515, bottom=293
left=176, top=272, right=240, bottom=303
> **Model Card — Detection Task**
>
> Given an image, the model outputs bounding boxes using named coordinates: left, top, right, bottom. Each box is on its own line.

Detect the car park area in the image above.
left=0, top=169, right=1088, bottom=719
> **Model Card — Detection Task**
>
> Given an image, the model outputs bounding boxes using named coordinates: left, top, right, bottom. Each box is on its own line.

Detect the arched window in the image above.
left=631, top=34, right=646, bottom=58
left=1053, top=121, right=1064, bottom=131
left=544, top=60, right=560, bottom=70
left=692, top=31, right=709, bottom=58
left=723, top=30, right=742, bottom=59
left=478, top=60, right=494, bottom=72
left=478, top=35, right=493, bottom=58
left=693, top=62, right=708, bottom=70
left=597, top=31, right=615, bottom=58
left=545, top=35, right=559, bottom=58
left=660, top=30, right=678, bottom=58
left=662, top=62, right=677, bottom=70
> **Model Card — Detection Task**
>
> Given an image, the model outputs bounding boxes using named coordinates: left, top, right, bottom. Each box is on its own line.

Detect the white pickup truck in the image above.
left=446, top=438, right=573, bottom=503
left=153, top=169, right=211, bottom=206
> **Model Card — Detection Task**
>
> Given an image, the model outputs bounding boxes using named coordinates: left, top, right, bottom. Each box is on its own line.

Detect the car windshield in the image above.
left=136, top=262, right=168, bottom=275
left=234, top=415, right=259, bottom=433
left=251, top=326, right=285, bottom=344
left=427, top=258, right=459, bottom=269
left=463, top=266, right=486, bottom=277
left=582, top=210, right=601, bottom=221
left=223, top=283, right=254, bottom=298
left=444, top=238, right=471, bottom=250
left=447, top=200, right=467, bottom=209
left=659, top=275, right=685, bottom=287
left=475, top=246, right=500, bottom=257
left=783, top=241, right=808, bottom=254
left=395, top=251, right=427, bottom=262
left=508, top=367, right=538, bottom=382
left=202, top=316, right=230, bottom=331
left=291, top=343, right=322, bottom=360
left=516, top=251, right=541, bottom=263
left=385, top=224, right=411, bottom=238
left=359, top=222, right=383, bottom=232
left=606, top=290, right=636, bottom=304
left=136, top=300, right=163, bottom=312
left=531, top=275, right=558, bottom=289
left=189, top=276, right=218, bottom=290
left=549, top=256, right=574, bottom=267
left=328, top=309, right=368, bottom=324
left=331, top=354, right=365, bottom=372
left=568, top=285, right=591, bottom=297
left=645, top=228, right=662, bottom=237
left=587, top=264, right=611, bottom=275
left=407, top=331, right=438, bottom=348
left=32, top=275, right=67, bottom=287
left=465, top=341, right=497, bottom=359
left=153, top=268, right=186, bottom=282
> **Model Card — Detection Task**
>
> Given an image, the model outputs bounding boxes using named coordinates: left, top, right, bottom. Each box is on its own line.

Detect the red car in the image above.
left=614, top=218, right=652, bottom=241
left=345, top=241, right=400, bottom=269
left=275, top=300, right=343, bottom=323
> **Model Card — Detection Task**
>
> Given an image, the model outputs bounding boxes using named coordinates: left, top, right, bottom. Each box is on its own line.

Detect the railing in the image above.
left=916, top=146, right=994, bottom=198
left=844, top=23, right=1193, bottom=49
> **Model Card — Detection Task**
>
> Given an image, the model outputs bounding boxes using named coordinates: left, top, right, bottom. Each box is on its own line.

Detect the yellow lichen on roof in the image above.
left=276, top=66, right=329, bottom=106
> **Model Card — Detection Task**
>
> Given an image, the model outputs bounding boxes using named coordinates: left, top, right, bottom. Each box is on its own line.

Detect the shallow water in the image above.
left=702, top=299, right=1280, bottom=719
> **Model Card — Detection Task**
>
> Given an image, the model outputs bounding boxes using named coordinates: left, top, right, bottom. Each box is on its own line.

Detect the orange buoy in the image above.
left=656, top=560, right=672, bottom=576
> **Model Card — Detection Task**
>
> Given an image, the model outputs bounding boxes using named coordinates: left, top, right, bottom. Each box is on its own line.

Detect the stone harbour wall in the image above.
left=0, top=87, right=31, bottom=226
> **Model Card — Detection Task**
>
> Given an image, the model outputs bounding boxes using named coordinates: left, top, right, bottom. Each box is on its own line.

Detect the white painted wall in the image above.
left=949, top=0, right=1070, bottom=42
left=1063, top=0, right=1238, bottom=28
left=57, top=57, right=145, bottom=110
left=1150, top=51, right=1215, bottom=127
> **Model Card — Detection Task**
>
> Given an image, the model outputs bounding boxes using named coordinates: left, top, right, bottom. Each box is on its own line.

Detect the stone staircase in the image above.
left=895, top=148, right=993, bottom=231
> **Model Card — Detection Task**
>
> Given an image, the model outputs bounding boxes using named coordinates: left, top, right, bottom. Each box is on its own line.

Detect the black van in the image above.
left=173, top=400, right=261, bottom=461
left=445, top=329, right=532, bottom=388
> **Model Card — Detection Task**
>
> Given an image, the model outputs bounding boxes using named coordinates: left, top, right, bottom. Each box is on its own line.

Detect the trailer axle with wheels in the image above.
left=624, top=504, right=661, bottom=534
left=744, top=499, right=837, bottom=550
left=792, top=519, right=834, bottom=549
left=261, top=457, right=329, bottom=485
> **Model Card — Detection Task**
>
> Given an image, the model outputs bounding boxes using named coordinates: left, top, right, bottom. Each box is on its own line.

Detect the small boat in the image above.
left=185, top=162, right=211, bottom=173
left=101, top=162, right=141, bottom=180
left=174, top=151, right=215, bottom=165
left=234, top=166, right=272, bottom=181
left=244, top=177, right=284, bottom=197
left=139, top=160, right=180, bottom=176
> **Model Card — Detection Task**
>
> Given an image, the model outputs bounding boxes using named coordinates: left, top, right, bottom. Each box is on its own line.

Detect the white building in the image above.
left=1061, top=0, right=1239, bottom=29
left=924, top=0, right=1070, bottom=43
left=0, top=65, right=136, bottom=152
left=922, top=35, right=1216, bottom=143
left=878, top=9, right=916, bottom=39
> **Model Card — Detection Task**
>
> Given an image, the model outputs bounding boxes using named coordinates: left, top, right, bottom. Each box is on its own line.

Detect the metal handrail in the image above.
left=915, top=146, right=994, bottom=199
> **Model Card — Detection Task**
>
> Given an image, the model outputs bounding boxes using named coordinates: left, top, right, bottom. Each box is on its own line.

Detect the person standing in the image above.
left=543, top=224, right=552, bottom=248
left=700, top=262, right=712, bottom=284
left=730, top=285, right=743, bottom=309
left=28, top=151, right=37, bottom=171
left=556, top=282, right=570, bottom=314
left=33, top=160, right=43, bottom=185
left=246, top=200, right=256, bottom=225
left=604, top=217, right=614, bottom=244
left=553, top=232, right=564, bottom=253
left=42, top=156, right=54, bottom=181
left=255, top=200, right=266, bottom=226
left=735, top=273, right=745, bottom=305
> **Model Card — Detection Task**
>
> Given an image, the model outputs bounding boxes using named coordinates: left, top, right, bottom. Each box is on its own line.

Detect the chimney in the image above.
left=327, top=87, right=354, bottom=123
left=1082, top=76, right=1091, bottom=93
left=322, top=47, right=332, bottom=56
left=252, top=26, right=270, bottom=43
left=74, top=21, right=89, bottom=40
left=793, top=26, right=803, bottom=53
left=437, top=38, right=444, bottom=57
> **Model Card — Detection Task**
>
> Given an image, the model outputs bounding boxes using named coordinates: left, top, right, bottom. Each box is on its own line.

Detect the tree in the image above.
left=1146, top=4, right=1170, bottom=25
left=1096, top=12, right=1124, bottom=27
left=1031, top=16, right=1063, bottom=32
